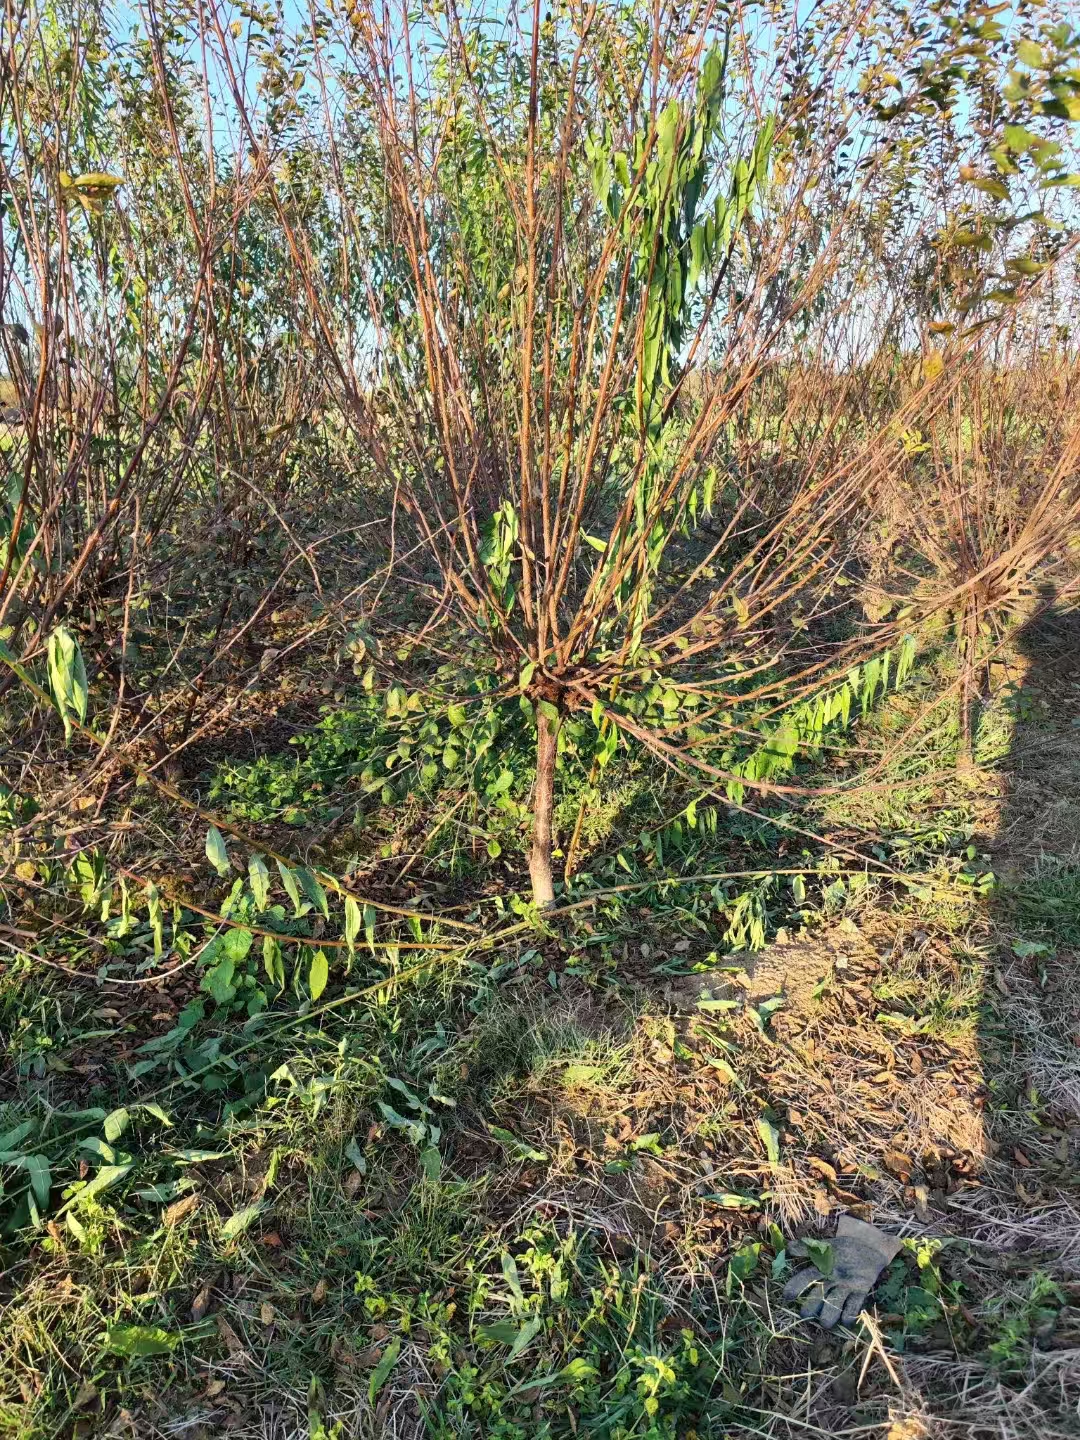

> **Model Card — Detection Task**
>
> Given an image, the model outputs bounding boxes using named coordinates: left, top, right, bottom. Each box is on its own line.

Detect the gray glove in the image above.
left=783, top=1214, right=902, bottom=1329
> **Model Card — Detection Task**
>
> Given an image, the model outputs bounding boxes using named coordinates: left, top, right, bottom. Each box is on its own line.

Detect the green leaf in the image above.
left=263, top=935, right=285, bottom=993
left=248, top=854, right=270, bottom=910
left=103, top=1108, right=130, bottom=1143
left=447, top=702, right=467, bottom=727
left=368, top=1337, right=401, bottom=1404
left=0, top=1119, right=34, bottom=1153
left=478, top=1320, right=520, bottom=1345
left=46, top=625, right=88, bottom=741
left=508, top=1314, right=544, bottom=1361
left=220, top=1203, right=263, bottom=1242
left=696, top=997, right=739, bottom=1013
left=703, top=1191, right=760, bottom=1210
left=488, top=1125, right=548, bottom=1163
left=756, top=1116, right=781, bottom=1168
left=201, top=955, right=236, bottom=1006
left=1004, top=123, right=1039, bottom=151
left=972, top=176, right=1009, bottom=200
left=1016, top=38, right=1044, bottom=67
left=79, top=1137, right=115, bottom=1164
left=344, top=895, right=361, bottom=952
left=205, top=826, right=231, bottom=877
left=419, top=1145, right=441, bottom=1180
left=138, top=1102, right=172, bottom=1127
left=22, top=1154, right=50, bottom=1210
left=296, top=867, right=329, bottom=919
left=222, top=927, right=253, bottom=962
left=559, top=1357, right=598, bottom=1384
left=804, top=1238, right=835, bottom=1277
left=67, top=1163, right=133, bottom=1209
left=277, top=861, right=304, bottom=916
left=309, top=948, right=328, bottom=1001
left=103, top=1324, right=179, bottom=1358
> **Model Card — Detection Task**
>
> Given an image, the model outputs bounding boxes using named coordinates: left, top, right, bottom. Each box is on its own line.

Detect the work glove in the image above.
left=783, top=1214, right=902, bottom=1329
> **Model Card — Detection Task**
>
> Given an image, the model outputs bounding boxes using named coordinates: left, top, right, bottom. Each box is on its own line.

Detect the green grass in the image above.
left=4, top=613, right=1080, bottom=1438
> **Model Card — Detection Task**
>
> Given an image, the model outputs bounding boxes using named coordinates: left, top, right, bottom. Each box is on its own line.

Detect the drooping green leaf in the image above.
left=0, top=1119, right=34, bottom=1154
left=103, top=1108, right=130, bottom=1143
left=263, top=935, right=285, bottom=993
left=248, top=853, right=270, bottom=909
left=277, top=861, right=304, bottom=916
left=309, top=948, right=329, bottom=1001
left=22, top=1154, right=50, bottom=1210
left=296, top=867, right=329, bottom=919
left=139, top=1102, right=172, bottom=1127
left=344, top=895, right=361, bottom=952
left=67, top=1163, right=133, bottom=1208
left=205, top=826, right=231, bottom=877
left=46, top=625, right=88, bottom=741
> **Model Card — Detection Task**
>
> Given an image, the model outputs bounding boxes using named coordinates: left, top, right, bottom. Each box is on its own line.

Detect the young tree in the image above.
left=206, top=0, right=1079, bottom=906
left=298, top=0, right=967, bottom=905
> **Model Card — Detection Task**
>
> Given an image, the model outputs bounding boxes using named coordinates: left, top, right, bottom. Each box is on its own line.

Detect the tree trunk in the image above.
left=529, top=704, right=558, bottom=908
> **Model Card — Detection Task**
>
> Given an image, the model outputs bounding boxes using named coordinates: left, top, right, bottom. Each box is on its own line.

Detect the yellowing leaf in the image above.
left=309, top=948, right=328, bottom=1001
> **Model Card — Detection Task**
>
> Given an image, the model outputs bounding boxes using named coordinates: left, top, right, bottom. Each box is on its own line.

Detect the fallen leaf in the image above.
left=260, top=1230, right=283, bottom=1248
left=884, top=1150, right=914, bottom=1181
left=1014, top=1147, right=1032, bottom=1168
left=191, top=1284, right=213, bottom=1323
left=806, top=1156, right=838, bottom=1184
left=205, top=1378, right=227, bottom=1400
left=260, top=1302, right=275, bottom=1326
left=887, top=1420, right=929, bottom=1440
left=73, top=1381, right=98, bottom=1409
left=312, top=1279, right=327, bottom=1306
left=163, top=1194, right=199, bottom=1227
left=215, top=1315, right=246, bottom=1358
